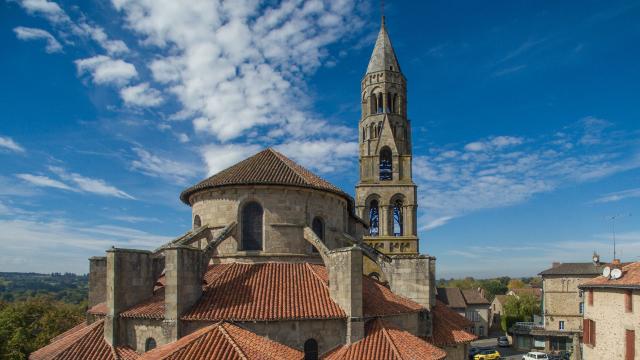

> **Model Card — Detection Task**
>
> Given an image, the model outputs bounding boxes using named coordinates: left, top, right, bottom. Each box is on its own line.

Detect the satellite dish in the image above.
left=611, top=268, right=623, bottom=280
left=603, top=267, right=611, bottom=278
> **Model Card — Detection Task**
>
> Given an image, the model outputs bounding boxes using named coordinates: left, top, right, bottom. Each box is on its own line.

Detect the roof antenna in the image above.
left=607, top=213, right=632, bottom=260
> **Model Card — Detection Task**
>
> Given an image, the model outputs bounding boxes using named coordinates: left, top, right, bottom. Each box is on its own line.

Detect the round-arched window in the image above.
left=241, top=201, right=263, bottom=251
left=379, top=147, right=392, bottom=181
left=311, top=217, right=324, bottom=253
left=145, top=337, right=156, bottom=351
left=193, top=215, right=202, bottom=229
left=304, top=338, right=318, bottom=360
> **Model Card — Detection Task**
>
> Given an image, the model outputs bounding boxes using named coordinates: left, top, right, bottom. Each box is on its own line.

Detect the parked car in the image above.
left=473, top=348, right=501, bottom=360
left=497, top=336, right=509, bottom=347
left=523, top=352, right=549, bottom=360
left=468, top=347, right=480, bottom=360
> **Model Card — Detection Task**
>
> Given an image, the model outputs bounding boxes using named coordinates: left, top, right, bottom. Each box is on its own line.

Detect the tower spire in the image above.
left=366, top=9, right=401, bottom=74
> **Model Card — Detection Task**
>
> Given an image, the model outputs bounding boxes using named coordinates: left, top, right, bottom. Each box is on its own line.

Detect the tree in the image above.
left=0, top=296, right=84, bottom=360
left=478, top=279, right=508, bottom=302
left=502, top=293, right=541, bottom=331
left=507, top=279, right=526, bottom=290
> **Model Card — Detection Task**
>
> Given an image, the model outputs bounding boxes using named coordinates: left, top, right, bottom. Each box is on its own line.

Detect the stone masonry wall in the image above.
left=88, top=256, right=106, bottom=308
left=543, top=275, right=595, bottom=332
left=582, top=288, right=640, bottom=360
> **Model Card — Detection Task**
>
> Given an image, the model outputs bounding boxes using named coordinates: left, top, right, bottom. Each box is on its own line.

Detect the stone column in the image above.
left=163, top=246, right=204, bottom=341
left=104, top=248, right=154, bottom=346
left=328, top=246, right=364, bottom=344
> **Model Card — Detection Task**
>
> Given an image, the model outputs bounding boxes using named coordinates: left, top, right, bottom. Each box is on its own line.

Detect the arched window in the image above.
left=145, top=338, right=156, bottom=352
left=386, top=93, right=392, bottom=113
left=393, top=199, right=403, bottom=236
left=241, top=201, right=263, bottom=251
left=393, top=94, right=398, bottom=114
left=193, top=215, right=202, bottom=230
left=362, top=127, right=365, bottom=141
left=370, top=94, right=377, bottom=115
left=311, top=217, right=324, bottom=253
left=379, top=147, right=392, bottom=181
left=378, top=122, right=383, bottom=136
left=369, top=272, right=381, bottom=281
left=377, top=93, right=383, bottom=113
left=304, top=339, right=318, bottom=360
left=369, top=200, right=379, bottom=236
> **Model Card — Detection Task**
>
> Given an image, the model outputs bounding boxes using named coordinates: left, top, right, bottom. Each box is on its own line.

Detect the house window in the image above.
left=579, top=302, right=584, bottom=314
left=626, top=329, right=635, bottom=360
left=583, top=319, right=596, bottom=346
left=559, top=321, right=565, bottom=330
left=304, top=338, right=318, bottom=360
left=145, top=338, right=156, bottom=351
left=625, top=290, right=633, bottom=313
left=311, top=217, right=324, bottom=253
left=588, top=289, right=594, bottom=306
left=241, top=202, right=263, bottom=251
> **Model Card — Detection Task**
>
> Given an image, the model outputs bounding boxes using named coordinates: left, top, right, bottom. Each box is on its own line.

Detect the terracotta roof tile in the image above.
left=182, top=263, right=346, bottom=321
left=87, top=302, right=107, bottom=316
left=581, top=262, right=640, bottom=288
left=324, top=318, right=446, bottom=360
left=121, top=287, right=165, bottom=319
left=140, top=321, right=303, bottom=360
left=48, top=322, right=88, bottom=343
left=428, top=301, right=477, bottom=347
left=510, top=288, right=542, bottom=299
left=29, top=320, right=138, bottom=360
left=180, top=148, right=350, bottom=205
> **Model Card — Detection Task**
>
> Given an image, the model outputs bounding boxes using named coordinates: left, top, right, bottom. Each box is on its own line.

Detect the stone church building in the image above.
left=31, top=18, right=476, bottom=360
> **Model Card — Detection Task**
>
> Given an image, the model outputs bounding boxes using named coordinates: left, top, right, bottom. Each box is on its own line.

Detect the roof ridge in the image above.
left=305, top=263, right=330, bottom=290
left=377, top=319, right=403, bottom=360
left=158, top=323, right=219, bottom=359
left=219, top=322, right=248, bottom=360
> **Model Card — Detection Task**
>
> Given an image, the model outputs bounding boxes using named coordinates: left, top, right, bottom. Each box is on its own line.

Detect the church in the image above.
left=30, top=17, right=477, bottom=360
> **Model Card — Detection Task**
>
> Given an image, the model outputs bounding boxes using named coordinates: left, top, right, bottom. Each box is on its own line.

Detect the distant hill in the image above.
left=0, top=272, right=88, bottom=305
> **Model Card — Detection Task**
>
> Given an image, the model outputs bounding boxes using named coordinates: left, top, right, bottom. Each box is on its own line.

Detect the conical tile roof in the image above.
left=366, top=19, right=401, bottom=74
left=180, top=148, right=350, bottom=205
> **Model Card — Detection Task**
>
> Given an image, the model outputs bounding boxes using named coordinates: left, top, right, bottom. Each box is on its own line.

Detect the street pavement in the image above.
left=471, top=337, right=526, bottom=360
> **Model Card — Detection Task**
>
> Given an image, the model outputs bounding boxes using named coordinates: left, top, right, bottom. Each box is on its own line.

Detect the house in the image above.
left=511, top=256, right=606, bottom=353
left=490, top=295, right=508, bottom=329
left=436, top=287, right=490, bottom=337
left=579, top=260, right=640, bottom=360
left=30, top=16, right=477, bottom=360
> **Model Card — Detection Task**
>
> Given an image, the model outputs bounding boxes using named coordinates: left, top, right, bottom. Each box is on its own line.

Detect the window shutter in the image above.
left=588, top=289, right=594, bottom=306
left=591, top=320, right=596, bottom=347
left=583, top=319, right=591, bottom=345
left=626, top=330, right=635, bottom=360
left=625, top=290, right=633, bottom=312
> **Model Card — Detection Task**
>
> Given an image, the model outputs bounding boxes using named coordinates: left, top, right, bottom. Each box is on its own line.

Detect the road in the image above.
left=471, top=337, right=526, bottom=360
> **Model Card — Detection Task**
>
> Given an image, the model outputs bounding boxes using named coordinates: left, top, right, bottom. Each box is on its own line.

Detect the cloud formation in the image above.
left=0, top=135, right=25, bottom=153
left=120, top=83, right=164, bottom=107
left=13, top=26, right=63, bottom=53
left=75, top=55, right=137, bottom=85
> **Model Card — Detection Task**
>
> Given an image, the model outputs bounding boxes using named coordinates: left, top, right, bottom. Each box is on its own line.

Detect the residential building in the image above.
left=436, top=287, right=490, bottom=337
left=511, top=256, right=605, bottom=354
left=579, top=260, right=640, bottom=360
left=508, top=287, right=543, bottom=300
left=490, top=295, right=508, bottom=329
left=30, top=16, right=477, bottom=360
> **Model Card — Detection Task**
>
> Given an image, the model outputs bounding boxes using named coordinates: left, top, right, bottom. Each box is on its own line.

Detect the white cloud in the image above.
left=17, top=167, right=134, bottom=199
left=416, top=120, right=640, bottom=230
left=112, top=0, right=364, bottom=142
left=201, top=143, right=262, bottom=176
left=130, top=147, right=199, bottom=183
left=0, top=218, right=170, bottom=273
left=17, top=0, right=69, bottom=23
left=275, top=139, right=358, bottom=173
left=49, top=166, right=135, bottom=199
left=16, top=174, right=73, bottom=191
left=75, top=55, right=137, bottom=85
left=120, top=83, right=164, bottom=107
left=13, top=26, right=63, bottom=53
left=594, top=188, right=640, bottom=203
left=77, top=23, right=129, bottom=55
left=0, top=135, right=25, bottom=153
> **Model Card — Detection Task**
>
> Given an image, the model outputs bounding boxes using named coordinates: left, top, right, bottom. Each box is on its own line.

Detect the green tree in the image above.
left=0, top=296, right=84, bottom=360
left=507, top=279, right=526, bottom=290
left=478, top=279, right=508, bottom=302
left=502, top=293, right=541, bottom=329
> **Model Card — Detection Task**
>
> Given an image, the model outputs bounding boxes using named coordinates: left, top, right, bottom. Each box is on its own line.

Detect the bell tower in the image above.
left=356, top=17, right=418, bottom=258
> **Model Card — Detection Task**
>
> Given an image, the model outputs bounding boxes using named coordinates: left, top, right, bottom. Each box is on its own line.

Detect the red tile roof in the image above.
left=510, top=288, right=542, bottom=299
left=180, top=148, right=350, bottom=205
left=461, top=289, right=490, bottom=305
left=29, top=320, right=138, bottom=360
left=324, top=318, right=446, bottom=360
left=87, top=302, right=107, bottom=316
left=140, top=321, right=303, bottom=360
left=428, top=301, right=477, bottom=347
left=581, top=262, right=640, bottom=288
left=121, top=287, right=165, bottom=319
left=177, top=263, right=424, bottom=321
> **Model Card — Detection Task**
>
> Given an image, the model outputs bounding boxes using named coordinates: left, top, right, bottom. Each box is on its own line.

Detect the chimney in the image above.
left=552, top=262, right=561, bottom=269
left=327, top=246, right=364, bottom=344
left=88, top=256, right=107, bottom=308
left=104, top=248, right=154, bottom=346
left=163, top=245, right=204, bottom=342
left=612, top=258, right=621, bottom=266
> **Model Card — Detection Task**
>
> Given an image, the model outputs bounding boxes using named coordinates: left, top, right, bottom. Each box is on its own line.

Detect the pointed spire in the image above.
left=366, top=17, right=401, bottom=74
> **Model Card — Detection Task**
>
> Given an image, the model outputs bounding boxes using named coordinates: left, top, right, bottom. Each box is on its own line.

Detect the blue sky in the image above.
left=1, top=0, right=639, bottom=278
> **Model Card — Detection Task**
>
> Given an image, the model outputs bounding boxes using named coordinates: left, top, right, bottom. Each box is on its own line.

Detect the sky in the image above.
left=1, top=0, right=639, bottom=278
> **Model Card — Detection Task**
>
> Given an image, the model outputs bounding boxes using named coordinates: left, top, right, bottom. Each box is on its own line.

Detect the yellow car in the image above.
left=474, top=348, right=501, bottom=360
